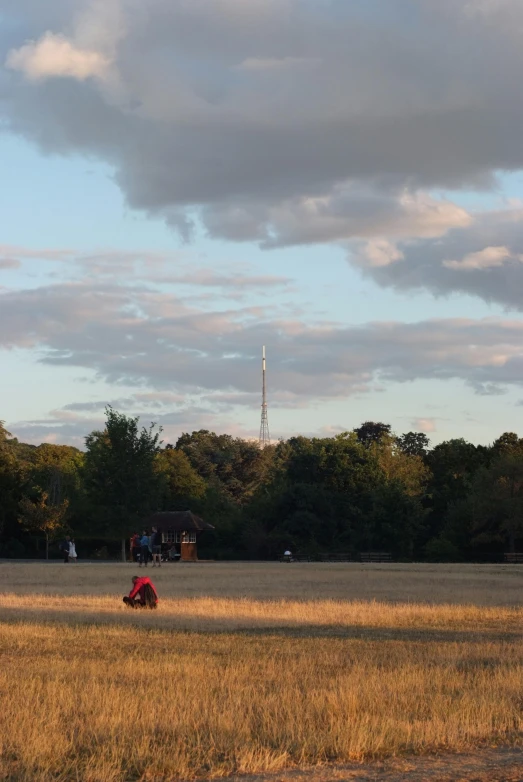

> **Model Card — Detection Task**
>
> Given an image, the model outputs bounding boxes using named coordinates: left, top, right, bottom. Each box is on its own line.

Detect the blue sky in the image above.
left=2, top=1, right=523, bottom=448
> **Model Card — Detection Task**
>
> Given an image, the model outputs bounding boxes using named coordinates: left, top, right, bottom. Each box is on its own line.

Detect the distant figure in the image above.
left=139, top=532, right=149, bottom=567
left=60, top=536, right=71, bottom=563
left=167, top=544, right=179, bottom=562
left=283, top=550, right=293, bottom=563
left=131, top=533, right=141, bottom=563
left=150, top=526, right=162, bottom=567
left=69, top=539, right=77, bottom=563
left=123, top=576, right=158, bottom=609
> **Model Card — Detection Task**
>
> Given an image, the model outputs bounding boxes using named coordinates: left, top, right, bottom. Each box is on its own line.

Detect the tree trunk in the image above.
left=45, top=533, right=49, bottom=561
left=508, top=520, right=516, bottom=554
left=121, top=538, right=127, bottom=563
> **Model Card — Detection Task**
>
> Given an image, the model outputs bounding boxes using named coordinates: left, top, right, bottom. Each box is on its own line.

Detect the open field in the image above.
left=1, top=560, right=522, bottom=604
left=0, top=563, right=521, bottom=781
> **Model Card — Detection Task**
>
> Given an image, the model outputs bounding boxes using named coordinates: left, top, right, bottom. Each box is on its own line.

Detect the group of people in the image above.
left=59, top=535, right=78, bottom=563
left=131, top=527, right=162, bottom=567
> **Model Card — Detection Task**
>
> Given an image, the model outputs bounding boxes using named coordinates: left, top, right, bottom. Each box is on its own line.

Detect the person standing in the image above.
left=150, top=526, right=162, bottom=567
left=60, top=536, right=71, bottom=563
left=139, top=531, right=149, bottom=567
left=131, top=533, right=141, bottom=563
left=69, top=538, right=78, bottom=563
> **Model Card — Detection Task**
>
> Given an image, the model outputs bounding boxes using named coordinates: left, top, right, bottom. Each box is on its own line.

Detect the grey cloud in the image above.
left=3, top=277, right=523, bottom=399
left=353, top=209, right=523, bottom=310
left=2, top=1, right=523, bottom=244
left=8, top=406, right=256, bottom=448
left=0, top=259, right=21, bottom=269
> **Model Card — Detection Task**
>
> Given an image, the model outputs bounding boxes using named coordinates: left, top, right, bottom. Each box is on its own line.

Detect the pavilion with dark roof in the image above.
left=146, top=511, right=214, bottom=561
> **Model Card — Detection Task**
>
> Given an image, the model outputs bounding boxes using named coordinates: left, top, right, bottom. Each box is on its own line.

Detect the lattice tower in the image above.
left=259, top=345, right=271, bottom=448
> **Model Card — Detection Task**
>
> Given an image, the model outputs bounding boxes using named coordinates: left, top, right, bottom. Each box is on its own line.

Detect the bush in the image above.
left=2, top=538, right=26, bottom=559
left=424, top=537, right=460, bottom=563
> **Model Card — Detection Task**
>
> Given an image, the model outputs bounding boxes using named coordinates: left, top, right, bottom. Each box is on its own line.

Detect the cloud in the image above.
left=411, top=418, right=437, bottom=434
left=2, top=0, right=523, bottom=249
left=0, top=259, right=21, bottom=270
left=6, top=32, right=110, bottom=81
left=237, top=57, right=321, bottom=72
left=0, top=244, right=74, bottom=261
left=443, top=246, right=517, bottom=271
left=203, top=189, right=472, bottom=247
left=3, top=273, right=523, bottom=399
left=353, top=208, right=523, bottom=310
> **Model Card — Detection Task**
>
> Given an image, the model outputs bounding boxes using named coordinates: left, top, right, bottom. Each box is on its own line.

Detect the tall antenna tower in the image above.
left=259, top=345, right=271, bottom=448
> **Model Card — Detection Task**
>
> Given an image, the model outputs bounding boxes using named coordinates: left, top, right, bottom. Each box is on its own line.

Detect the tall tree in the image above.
left=492, top=432, right=523, bottom=457
left=397, top=431, right=430, bottom=457
left=84, top=408, right=162, bottom=561
left=369, top=435, right=430, bottom=498
left=425, top=438, right=489, bottom=543
left=157, top=447, right=206, bottom=509
left=177, top=430, right=271, bottom=503
left=470, top=454, right=523, bottom=553
left=18, top=491, right=69, bottom=559
left=0, top=424, right=24, bottom=545
left=354, top=421, right=391, bottom=448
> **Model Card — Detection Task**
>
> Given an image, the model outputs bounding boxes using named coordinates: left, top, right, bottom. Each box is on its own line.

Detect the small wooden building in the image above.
left=146, top=511, right=214, bottom=561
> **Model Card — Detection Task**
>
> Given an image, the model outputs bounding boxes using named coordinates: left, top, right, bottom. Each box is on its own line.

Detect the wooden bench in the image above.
left=317, top=553, right=351, bottom=562
left=504, top=552, right=523, bottom=564
left=360, top=552, right=393, bottom=563
left=279, top=553, right=311, bottom=562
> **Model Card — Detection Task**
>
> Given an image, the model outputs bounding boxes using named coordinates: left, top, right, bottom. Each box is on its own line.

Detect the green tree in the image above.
left=354, top=421, right=391, bottom=448
left=245, top=433, right=383, bottom=557
left=177, top=430, right=272, bottom=504
left=425, top=438, right=489, bottom=544
left=83, top=408, right=162, bottom=561
left=18, top=491, right=69, bottom=559
left=470, top=454, right=523, bottom=553
left=369, top=435, right=430, bottom=498
left=157, top=447, right=206, bottom=509
left=0, top=421, right=26, bottom=546
left=492, top=432, right=523, bottom=457
left=397, top=431, right=430, bottom=457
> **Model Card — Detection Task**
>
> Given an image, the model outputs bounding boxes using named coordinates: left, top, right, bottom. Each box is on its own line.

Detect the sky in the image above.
left=2, top=0, right=523, bottom=449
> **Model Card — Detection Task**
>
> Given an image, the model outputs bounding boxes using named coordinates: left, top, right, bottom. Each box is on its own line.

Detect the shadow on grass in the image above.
left=0, top=604, right=519, bottom=644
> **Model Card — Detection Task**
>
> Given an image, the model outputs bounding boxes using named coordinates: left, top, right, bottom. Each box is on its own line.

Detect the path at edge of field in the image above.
left=220, top=746, right=523, bottom=782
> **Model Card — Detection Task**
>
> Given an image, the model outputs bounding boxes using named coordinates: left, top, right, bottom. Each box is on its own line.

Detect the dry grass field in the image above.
left=0, top=562, right=521, bottom=782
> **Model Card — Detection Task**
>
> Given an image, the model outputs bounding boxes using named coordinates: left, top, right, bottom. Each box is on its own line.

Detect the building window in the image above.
left=189, top=532, right=196, bottom=543
left=162, top=531, right=176, bottom=544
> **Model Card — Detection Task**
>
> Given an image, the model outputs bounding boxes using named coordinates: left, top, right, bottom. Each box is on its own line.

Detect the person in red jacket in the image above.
left=123, top=576, right=158, bottom=609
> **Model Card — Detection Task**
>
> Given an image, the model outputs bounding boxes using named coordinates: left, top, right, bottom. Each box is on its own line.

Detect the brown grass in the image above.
left=0, top=563, right=521, bottom=782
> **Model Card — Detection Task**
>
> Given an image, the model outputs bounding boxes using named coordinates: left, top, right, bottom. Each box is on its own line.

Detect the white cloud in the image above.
left=411, top=418, right=437, bottom=433
left=6, top=32, right=110, bottom=82
left=443, top=245, right=518, bottom=271
left=358, top=241, right=404, bottom=269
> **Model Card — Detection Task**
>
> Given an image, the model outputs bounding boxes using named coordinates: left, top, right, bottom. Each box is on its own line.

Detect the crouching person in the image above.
left=123, top=576, right=158, bottom=609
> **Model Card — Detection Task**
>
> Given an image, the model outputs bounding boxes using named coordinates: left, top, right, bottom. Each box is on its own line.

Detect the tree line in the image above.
left=1, top=409, right=522, bottom=561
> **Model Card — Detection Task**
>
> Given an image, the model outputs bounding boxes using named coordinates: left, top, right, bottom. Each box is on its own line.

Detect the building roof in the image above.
left=147, top=510, right=214, bottom=532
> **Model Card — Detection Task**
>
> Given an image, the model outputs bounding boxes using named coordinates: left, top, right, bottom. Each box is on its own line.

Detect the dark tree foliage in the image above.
left=83, top=407, right=162, bottom=560
left=397, top=431, right=430, bottom=457
left=176, top=429, right=273, bottom=503
left=3, top=411, right=523, bottom=561
left=354, top=421, right=391, bottom=447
